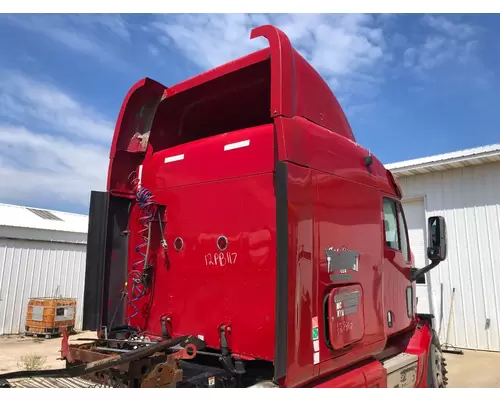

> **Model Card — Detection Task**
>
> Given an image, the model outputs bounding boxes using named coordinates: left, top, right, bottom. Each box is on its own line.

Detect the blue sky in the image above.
left=0, top=13, right=499, bottom=214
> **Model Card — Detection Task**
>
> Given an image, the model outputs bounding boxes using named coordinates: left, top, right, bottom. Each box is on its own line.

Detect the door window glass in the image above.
left=397, top=204, right=410, bottom=264
left=383, top=199, right=399, bottom=250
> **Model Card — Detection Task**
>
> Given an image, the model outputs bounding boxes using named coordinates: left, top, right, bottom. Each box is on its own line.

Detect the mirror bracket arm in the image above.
left=411, top=260, right=440, bottom=283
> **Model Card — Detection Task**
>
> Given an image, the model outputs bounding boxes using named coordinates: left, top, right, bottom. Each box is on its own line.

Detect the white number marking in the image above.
left=204, top=252, right=238, bottom=266
left=336, top=321, right=354, bottom=334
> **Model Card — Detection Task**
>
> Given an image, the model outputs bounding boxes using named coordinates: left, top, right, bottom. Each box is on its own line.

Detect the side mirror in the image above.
left=427, top=216, right=447, bottom=262
left=412, top=216, right=447, bottom=282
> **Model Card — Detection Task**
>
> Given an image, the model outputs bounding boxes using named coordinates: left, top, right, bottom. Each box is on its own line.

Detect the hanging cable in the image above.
left=158, top=209, right=167, bottom=250
left=125, top=172, right=158, bottom=323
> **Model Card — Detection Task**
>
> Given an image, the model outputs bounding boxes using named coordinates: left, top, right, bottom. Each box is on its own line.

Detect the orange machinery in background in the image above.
left=25, top=297, right=77, bottom=339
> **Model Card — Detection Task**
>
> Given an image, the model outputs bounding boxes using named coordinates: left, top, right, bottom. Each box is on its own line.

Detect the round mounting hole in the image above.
left=217, top=236, right=228, bottom=251
left=174, top=237, right=184, bottom=252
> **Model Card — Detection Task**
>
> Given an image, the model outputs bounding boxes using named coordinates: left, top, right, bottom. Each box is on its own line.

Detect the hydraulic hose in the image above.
left=126, top=173, right=158, bottom=323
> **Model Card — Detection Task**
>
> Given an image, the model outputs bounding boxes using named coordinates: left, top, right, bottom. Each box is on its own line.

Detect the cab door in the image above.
left=381, top=197, right=414, bottom=335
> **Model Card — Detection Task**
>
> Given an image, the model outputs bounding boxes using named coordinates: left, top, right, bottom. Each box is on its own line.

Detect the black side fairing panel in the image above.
left=82, top=191, right=130, bottom=331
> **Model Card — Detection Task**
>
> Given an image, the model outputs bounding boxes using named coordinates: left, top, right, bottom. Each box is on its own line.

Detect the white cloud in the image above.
left=0, top=71, right=114, bottom=144
left=148, top=44, right=160, bottom=57
left=2, top=13, right=398, bottom=110
left=422, top=15, right=476, bottom=40
left=0, top=69, right=113, bottom=210
left=403, top=15, right=483, bottom=74
left=1, top=14, right=131, bottom=64
left=403, top=48, right=417, bottom=68
left=78, top=14, right=131, bottom=41
left=390, top=33, right=409, bottom=50
left=150, top=13, right=390, bottom=103
left=0, top=125, right=108, bottom=208
left=151, top=14, right=267, bottom=70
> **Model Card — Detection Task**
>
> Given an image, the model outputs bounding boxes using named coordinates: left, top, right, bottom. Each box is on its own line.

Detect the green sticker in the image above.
left=312, top=327, right=319, bottom=340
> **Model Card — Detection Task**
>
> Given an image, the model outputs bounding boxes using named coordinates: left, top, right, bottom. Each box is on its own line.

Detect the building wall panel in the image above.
left=398, top=161, right=500, bottom=351
left=0, top=238, right=87, bottom=335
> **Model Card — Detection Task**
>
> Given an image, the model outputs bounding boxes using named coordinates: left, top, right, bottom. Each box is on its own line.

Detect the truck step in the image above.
left=381, top=352, right=419, bottom=388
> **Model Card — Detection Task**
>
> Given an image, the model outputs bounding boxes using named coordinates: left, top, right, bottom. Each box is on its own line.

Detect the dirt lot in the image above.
left=1, top=334, right=500, bottom=387
left=445, top=349, right=500, bottom=388
left=0, top=331, right=94, bottom=374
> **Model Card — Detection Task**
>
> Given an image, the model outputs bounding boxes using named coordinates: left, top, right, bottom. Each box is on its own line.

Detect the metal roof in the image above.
left=0, top=203, right=88, bottom=233
left=385, top=143, right=500, bottom=177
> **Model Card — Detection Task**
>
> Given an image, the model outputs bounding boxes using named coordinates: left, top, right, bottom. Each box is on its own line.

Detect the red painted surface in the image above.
left=107, top=77, right=166, bottom=197
left=59, top=329, right=72, bottom=363
left=102, top=24, right=436, bottom=388
left=406, top=321, right=434, bottom=388
left=144, top=124, right=275, bottom=189
left=306, top=320, right=434, bottom=388
left=284, top=162, right=316, bottom=385
left=251, top=25, right=355, bottom=141
left=309, top=359, right=388, bottom=388
left=126, top=124, right=277, bottom=360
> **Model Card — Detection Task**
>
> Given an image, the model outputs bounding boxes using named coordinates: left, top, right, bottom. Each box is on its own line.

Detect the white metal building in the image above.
left=386, top=144, right=500, bottom=352
left=0, top=203, right=88, bottom=335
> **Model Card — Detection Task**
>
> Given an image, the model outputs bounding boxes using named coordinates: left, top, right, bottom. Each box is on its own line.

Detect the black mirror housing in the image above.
left=427, top=216, right=447, bottom=262
left=412, top=216, right=448, bottom=282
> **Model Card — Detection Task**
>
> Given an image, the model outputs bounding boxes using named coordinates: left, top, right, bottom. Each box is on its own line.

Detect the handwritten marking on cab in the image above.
left=205, top=252, right=238, bottom=267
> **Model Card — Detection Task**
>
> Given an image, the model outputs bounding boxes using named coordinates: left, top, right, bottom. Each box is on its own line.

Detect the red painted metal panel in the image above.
left=251, top=25, right=355, bottom=142
left=363, top=359, right=388, bottom=388
left=273, top=116, right=396, bottom=195
left=312, top=367, right=367, bottom=388
left=308, top=358, right=387, bottom=388
left=126, top=172, right=277, bottom=361
left=406, top=321, right=433, bottom=387
left=142, top=124, right=274, bottom=190
left=107, top=78, right=166, bottom=196
left=250, top=25, right=295, bottom=120
left=315, top=171, right=386, bottom=366
left=282, top=162, right=317, bottom=388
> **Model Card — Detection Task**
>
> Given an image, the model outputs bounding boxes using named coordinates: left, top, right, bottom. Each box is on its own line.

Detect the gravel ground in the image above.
left=0, top=331, right=94, bottom=374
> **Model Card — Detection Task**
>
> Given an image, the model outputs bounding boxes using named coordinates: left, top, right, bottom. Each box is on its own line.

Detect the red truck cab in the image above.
left=79, top=25, right=448, bottom=388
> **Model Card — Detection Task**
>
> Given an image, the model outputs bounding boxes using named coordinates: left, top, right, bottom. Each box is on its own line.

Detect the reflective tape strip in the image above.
left=164, top=154, right=184, bottom=163
left=224, top=140, right=250, bottom=151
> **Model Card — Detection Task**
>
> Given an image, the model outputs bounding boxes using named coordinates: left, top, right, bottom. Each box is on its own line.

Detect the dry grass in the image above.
left=17, top=353, right=47, bottom=371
